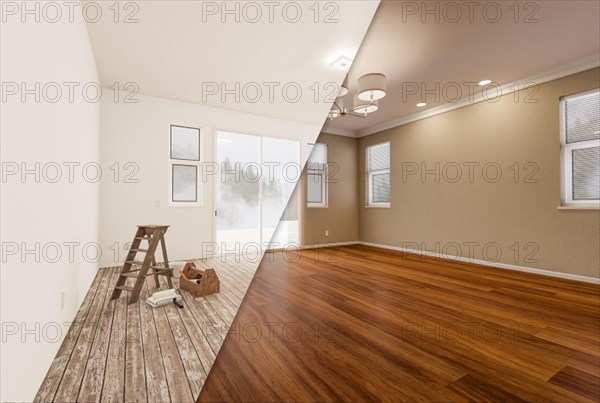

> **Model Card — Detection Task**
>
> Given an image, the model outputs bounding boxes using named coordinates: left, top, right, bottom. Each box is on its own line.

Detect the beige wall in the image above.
left=302, top=133, right=359, bottom=245
left=358, top=68, right=600, bottom=278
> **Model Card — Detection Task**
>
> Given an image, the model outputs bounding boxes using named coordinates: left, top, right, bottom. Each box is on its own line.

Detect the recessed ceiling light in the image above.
left=478, top=79, right=492, bottom=86
left=330, top=56, right=353, bottom=71
left=416, top=102, right=427, bottom=107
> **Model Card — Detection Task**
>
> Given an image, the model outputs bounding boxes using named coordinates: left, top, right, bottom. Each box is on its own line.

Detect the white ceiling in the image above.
left=84, top=0, right=379, bottom=126
left=323, top=0, right=600, bottom=136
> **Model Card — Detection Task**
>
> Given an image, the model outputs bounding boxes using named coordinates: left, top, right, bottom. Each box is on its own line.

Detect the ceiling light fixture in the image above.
left=338, top=75, right=349, bottom=97
left=330, top=56, right=353, bottom=71
left=358, top=73, right=387, bottom=101
left=353, top=95, right=379, bottom=114
left=328, top=73, right=386, bottom=120
left=416, top=102, right=427, bottom=107
left=478, top=79, right=492, bottom=86
left=327, top=97, right=363, bottom=119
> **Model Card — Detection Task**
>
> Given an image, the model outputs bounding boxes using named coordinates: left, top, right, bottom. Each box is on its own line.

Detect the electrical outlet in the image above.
left=325, top=230, right=329, bottom=237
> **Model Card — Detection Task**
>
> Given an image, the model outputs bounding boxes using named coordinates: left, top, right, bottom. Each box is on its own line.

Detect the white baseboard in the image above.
left=299, top=241, right=359, bottom=250
left=357, top=241, right=600, bottom=285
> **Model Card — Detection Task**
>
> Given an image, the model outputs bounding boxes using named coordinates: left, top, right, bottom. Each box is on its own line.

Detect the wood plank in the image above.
left=549, top=366, right=600, bottom=401
left=78, top=267, right=120, bottom=402
left=159, top=277, right=207, bottom=397
left=151, top=287, right=195, bottom=402
left=139, top=281, right=170, bottom=402
left=253, top=268, right=468, bottom=390
left=171, top=285, right=217, bottom=381
left=177, top=285, right=225, bottom=354
left=204, top=294, right=235, bottom=326
left=35, top=257, right=259, bottom=403
left=209, top=260, right=246, bottom=302
left=100, top=285, right=128, bottom=402
left=535, top=326, right=600, bottom=357
left=53, top=266, right=114, bottom=402
left=124, top=278, right=147, bottom=402
left=198, top=246, right=600, bottom=402
left=34, top=267, right=108, bottom=402
left=441, top=374, right=528, bottom=402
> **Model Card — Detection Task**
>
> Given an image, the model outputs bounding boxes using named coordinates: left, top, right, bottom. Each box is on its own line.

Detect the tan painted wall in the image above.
left=302, top=132, right=359, bottom=245
left=358, top=68, right=600, bottom=278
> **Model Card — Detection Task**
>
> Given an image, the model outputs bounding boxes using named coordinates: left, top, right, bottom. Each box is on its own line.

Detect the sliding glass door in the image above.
left=262, top=136, right=300, bottom=248
left=216, top=131, right=299, bottom=253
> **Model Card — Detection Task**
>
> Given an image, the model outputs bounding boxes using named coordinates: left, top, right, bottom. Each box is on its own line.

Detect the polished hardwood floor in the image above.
left=199, top=245, right=600, bottom=402
left=34, top=258, right=257, bottom=403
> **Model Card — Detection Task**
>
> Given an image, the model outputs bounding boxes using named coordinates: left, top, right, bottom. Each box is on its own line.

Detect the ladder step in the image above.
left=114, top=225, right=172, bottom=303
left=120, top=268, right=169, bottom=278
left=120, top=272, right=141, bottom=278
left=125, top=260, right=145, bottom=265
left=150, top=267, right=172, bottom=275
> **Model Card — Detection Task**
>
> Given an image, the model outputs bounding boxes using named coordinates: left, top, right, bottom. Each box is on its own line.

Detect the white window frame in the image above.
left=307, top=143, right=328, bottom=208
left=169, top=124, right=203, bottom=207
left=307, top=168, right=328, bottom=208
left=366, top=141, right=391, bottom=208
left=560, top=90, right=600, bottom=207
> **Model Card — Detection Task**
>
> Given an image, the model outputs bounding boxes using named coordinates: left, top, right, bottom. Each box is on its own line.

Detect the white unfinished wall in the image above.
left=0, top=11, right=100, bottom=402
left=99, top=93, right=319, bottom=268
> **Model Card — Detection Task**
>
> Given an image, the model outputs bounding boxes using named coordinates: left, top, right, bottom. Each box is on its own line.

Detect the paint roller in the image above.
left=146, top=288, right=184, bottom=309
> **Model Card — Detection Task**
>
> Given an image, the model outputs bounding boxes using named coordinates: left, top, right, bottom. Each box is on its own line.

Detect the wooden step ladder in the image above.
left=111, top=225, right=173, bottom=303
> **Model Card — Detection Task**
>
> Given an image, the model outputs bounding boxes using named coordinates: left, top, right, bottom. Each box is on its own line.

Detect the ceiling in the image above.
left=323, top=0, right=600, bottom=136
left=84, top=0, right=379, bottom=126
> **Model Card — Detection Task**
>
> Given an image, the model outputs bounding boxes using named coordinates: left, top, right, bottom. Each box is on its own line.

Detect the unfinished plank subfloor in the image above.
left=199, top=245, right=600, bottom=402
left=34, top=258, right=255, bottom=403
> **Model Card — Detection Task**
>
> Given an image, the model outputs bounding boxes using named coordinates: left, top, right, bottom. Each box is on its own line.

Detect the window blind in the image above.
left=307, top=143, right=328, bottom=171
left=368, top=142, right=391, bottom=171
left=372, top=173, right=391, bottom=203
left=565, top=91, right=600, bottom=144
left=572, top=146, right=600, bottom=200
left=560, top=89, right=600, bottom=205
left=307, top=172, right=323, bottom=203
left=367, top=142, right=391, bottom=206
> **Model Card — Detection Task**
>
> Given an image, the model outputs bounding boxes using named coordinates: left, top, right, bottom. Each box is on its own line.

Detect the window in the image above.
left=366, top=142, right=390, bottom=207
left=170, top=125, right=201, bottom=205
left=560, top=90, right=600, bottom=207
left=307, top=143, right=328, bottom=207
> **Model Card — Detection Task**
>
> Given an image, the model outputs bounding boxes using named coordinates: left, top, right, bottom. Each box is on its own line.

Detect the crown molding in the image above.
left=357, top=54, right=600, bottom=138
left=319, top=127, right=359, bottom=138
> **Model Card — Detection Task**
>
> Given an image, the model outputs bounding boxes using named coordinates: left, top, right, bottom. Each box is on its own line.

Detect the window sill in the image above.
left=168, top=202, right=203, bottom=208
left=557, top=205, right=600, bottom=211
left=365, top=204, right=390, bottom=209
left=307, top=205, right=328, bottom=209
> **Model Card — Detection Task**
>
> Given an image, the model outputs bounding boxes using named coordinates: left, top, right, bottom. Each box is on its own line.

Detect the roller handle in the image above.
left=173, top=298, right=184, bottom=309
